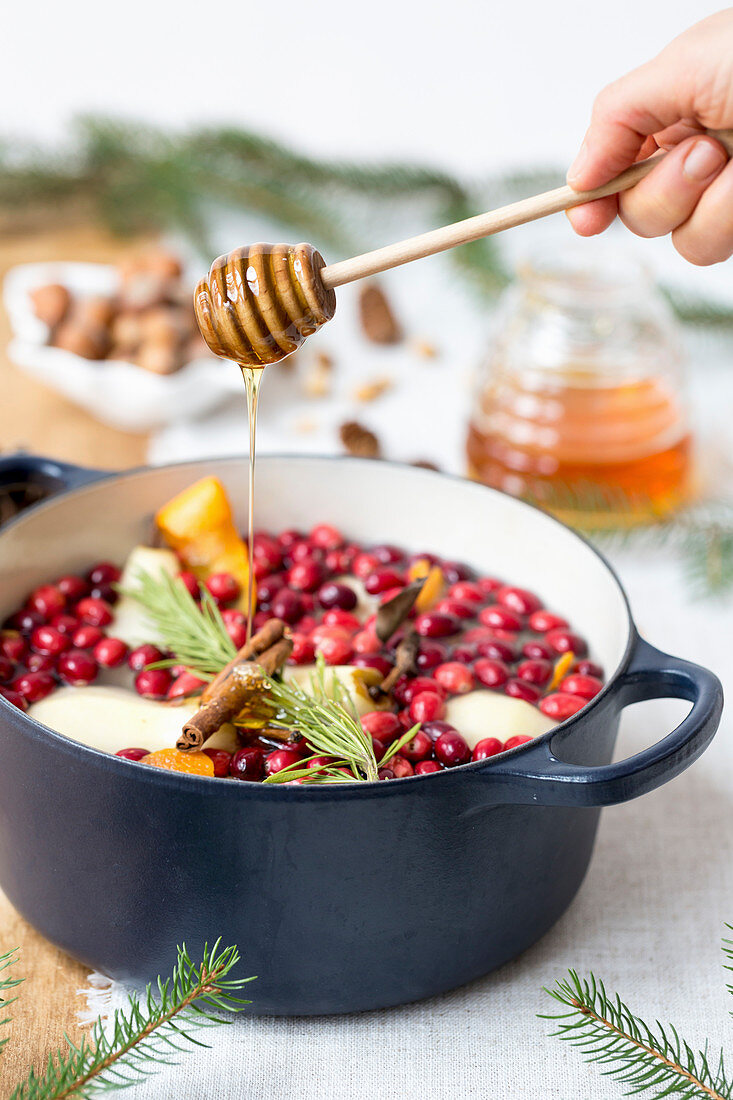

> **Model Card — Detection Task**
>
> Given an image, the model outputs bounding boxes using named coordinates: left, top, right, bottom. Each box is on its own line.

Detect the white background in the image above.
left=3, top=0, right=725, bottom=174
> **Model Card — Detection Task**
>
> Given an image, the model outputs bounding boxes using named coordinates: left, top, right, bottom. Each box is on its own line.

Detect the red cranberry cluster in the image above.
left=0, top=523, right=605, bottom=783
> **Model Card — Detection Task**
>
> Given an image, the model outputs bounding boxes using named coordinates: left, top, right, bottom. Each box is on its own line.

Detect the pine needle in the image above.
left=9, top=941, right=254, bottom=1099
left=0, top=947, right=23, bottom=1051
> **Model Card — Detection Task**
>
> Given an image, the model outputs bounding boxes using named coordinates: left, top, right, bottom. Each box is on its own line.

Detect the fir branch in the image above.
left=9, top=941, right=254, bottom=1099
left=542, top=970, right=732, bottom=1099
left=119, top=570, right=236, bottom=678
left=0, top=947, right=23, bottom=1051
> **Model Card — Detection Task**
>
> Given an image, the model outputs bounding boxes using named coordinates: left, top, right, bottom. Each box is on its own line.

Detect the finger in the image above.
left=672, top=159, right=733, bottom=265
left=566, top=196, right=619, bottom=236
left=652, top=119, right=705, bottom=150
left=618, top=135, right=728, bottom=238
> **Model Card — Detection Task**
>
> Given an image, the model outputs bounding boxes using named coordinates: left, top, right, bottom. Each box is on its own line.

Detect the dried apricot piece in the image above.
left=144, top=748, right=215, bottom=776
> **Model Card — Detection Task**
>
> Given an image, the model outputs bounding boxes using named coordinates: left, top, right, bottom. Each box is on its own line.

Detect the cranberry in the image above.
left=218, top=608, right=246, bottom=648
left=288, top=560, right=326, bottom=593
left=128, top=644, right=164, bottom=671
left=178, top=571, right=200, bottom=598
left=434, top=730, right=470, bottom=767
left=265, top=748, right=302, bottom=776
left=529, top=610, right=569, bottom=633
left=134, top=668, right=171, bottom=698
left=522, top=640, right=552, bottom=661
left=409, top=691, right=445, bottom=723
left=575, top=659, right=604, bottom=679
left=253, top=534, right=284, bottom=574
left=389, top=754, right=414, bottom=778
left=517, top=659, right=552, bottom=687
left=450, top=645, right=476, bottom=664
left=90, top=583, right=119, bottom=605
left=310, top=523, right=344, bottom=550
left=0, top=688, right=27, bottom=711
left=401, top=730, right=433, bottom=761
left=540, top=692, right=586, bottom=720
left=352, top=552, right=379, bottom=578
left=202, top=748, right=232, bottom=777
left=353, top=627, right=379, bottom=654
left=27, top=584, right=66, bottom=620
left=434, top=662, right=475, bottom=695
left=57, top=650, right=97, bottom=686
left=168, top=671, right=207, bottom=699
left=421, top=720, right=457, bottom=742
left=401, top=677, right=447, bottom=704
left=116, top=747, right=150, bottom=762
left=315, top=631, right=353, bottom=666
left=371, top=737, right=387, bottom=760
left=434, top=598, right=475, bottom=621
left=31, top=625, right=70, bottom=656
left=505, top=678, right=541, bottom=704
left=441, top=561, right=472, bottom=584
left=322, top=609, right=361, bottom=632
left=317, top=582, right=357, bottom=611
left=289, top=633, right=316, bottom=665
left=378, top=586, right=405, bottom=606
left=325, top=548, right=355, bottom=573
left=56, top=575, right=90, bottom=602
left=504, top=734, right=533, bottom=750
left=50, top=613, right=79, bottom=636
left=474, top=658, right=509, bottom=689
left=472, top=737, right=504, bottom=762
left=88, top=636, right=126, bottom=669
left=27, top=652, right=57, bottom=672
left=278, top=528, right=303, bottom=549
left=415, top=760, right=442, bottom=774
left=0, top=633, right=26, bottom=662
left=0, top=655, right=14, bottom=683
left=416, top=641, right=447, bottom=671
left=75, top=597, right=113, bottom=628
left=206, top=572, right=240, bottom=604
left=352, top=654, right=392, bottom=677
left=477, top=576, right=502, bottom=596
left=72, top=625, right=104, bottom=649
left=414, top=612, right=459, bottom=638
left=462, top=626, right=493, bottom=643
left=287, top=540, right=324, bottom=565
left=230, top=746, right=265, bottom=781
left=377, top=767, right=395, bottom=780
left=364, top=569, right=404, bottom=595
left=86, top=561, right=120, bottom=586
left=256, top=574, right=285, bottom=605
left=497, top=585, right=541, bottom=616
left=14, top=670, right=56, bottom=701
left=371, top=544, right=403, bottom=565
left=8, top=609, right=44, bottom=634
left=270, top=589, right=304, bottom=624
left=475, top=638, right=517, bottom=664
left=361, top=712, right=401, bottom=743
left=545, top=629, right=587, bottom=656
left=559, top=673, right=603, bottom=701
left=478, top=606, right=522, bottom=632
left=253, top=610, right=271, bottom=632
left=307, top=755, right=332, bottom=769
left=449, top=581, right=484, bottom=603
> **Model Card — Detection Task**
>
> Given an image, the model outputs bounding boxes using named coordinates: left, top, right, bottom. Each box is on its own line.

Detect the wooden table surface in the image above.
left=0, top=225, right=149, bottom=1091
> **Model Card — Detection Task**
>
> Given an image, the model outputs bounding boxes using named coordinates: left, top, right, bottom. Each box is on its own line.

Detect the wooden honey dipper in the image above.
left=195, top=130, right=733, bottom=366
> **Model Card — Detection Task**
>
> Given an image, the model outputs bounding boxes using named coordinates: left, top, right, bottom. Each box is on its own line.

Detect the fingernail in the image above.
left=567, top=140, right=589, bottom=185
left=683, top=139, right=727, bottom=182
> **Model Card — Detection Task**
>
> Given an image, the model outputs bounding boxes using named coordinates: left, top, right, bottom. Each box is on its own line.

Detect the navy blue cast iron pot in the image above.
left=0, top=453, right=723, bottom=1014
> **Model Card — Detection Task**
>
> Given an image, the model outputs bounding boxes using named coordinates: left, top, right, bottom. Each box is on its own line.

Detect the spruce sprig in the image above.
left=8, top=941, right=254, bottom=1099
left=0, top=947, right=22, bottom=1051
left=542, top=933, right=733, bottom=1099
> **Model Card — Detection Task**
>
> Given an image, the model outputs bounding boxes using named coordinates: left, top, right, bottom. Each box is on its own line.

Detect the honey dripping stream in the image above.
left=240, top=365, right=264, bottom=641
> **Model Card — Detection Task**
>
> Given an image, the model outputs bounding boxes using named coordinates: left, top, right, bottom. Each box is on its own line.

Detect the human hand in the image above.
left=566, top=9, right=733, bottom=265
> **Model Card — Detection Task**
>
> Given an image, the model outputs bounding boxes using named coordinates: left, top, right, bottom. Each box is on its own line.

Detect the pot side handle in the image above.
left=0, top=452, right=111, bottom=509
left=470, top=637, right=723, bottom=808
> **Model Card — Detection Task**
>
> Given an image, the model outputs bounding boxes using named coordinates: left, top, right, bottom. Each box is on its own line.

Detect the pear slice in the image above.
left=283, top=664, right=389, bottom=716
left=445, top=690, right=554, bottom=750
left=112, top=546, right=180, bottom=647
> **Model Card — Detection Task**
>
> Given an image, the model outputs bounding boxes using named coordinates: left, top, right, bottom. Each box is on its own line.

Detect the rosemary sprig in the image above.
left=542, top=928, right=733, bottom=1099
left=9, top=941, right=254, bottom=1099
left=0, top=947, right=22, bottom=1051
left=119, top=570, right=236, bottom=678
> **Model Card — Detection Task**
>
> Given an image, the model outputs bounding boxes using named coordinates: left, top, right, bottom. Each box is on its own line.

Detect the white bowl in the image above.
left=3, top=262, right=241, bottom=432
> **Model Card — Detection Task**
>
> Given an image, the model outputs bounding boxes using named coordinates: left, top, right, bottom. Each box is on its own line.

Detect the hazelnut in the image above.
left=135, top=341, right=183, bottom=375
left=71, top=295, right=115, bottom=329
left=110, top=312, right=144, bottom=353
left=139, top=306, right=188, bottom=344
left=30, top=284, right=71, bottom=329
left=53, top=321, right=110, bottom=360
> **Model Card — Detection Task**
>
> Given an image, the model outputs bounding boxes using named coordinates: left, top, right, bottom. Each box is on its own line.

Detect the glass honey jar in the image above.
left=465, top=247, right=693, bottom=527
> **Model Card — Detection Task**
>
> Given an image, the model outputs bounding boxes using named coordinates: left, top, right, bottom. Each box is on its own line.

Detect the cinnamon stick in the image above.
left=177, top=618, right=292, bottom=751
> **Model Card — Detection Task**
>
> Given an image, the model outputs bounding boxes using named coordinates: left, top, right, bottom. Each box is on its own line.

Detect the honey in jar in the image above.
left=466, top=247, right=692, bottom=527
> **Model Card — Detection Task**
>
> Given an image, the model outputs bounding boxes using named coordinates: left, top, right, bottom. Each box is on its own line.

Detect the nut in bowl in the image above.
left=0, top=454, right=722, bottom=1014
left=3, top=257, right=242, bottom=432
